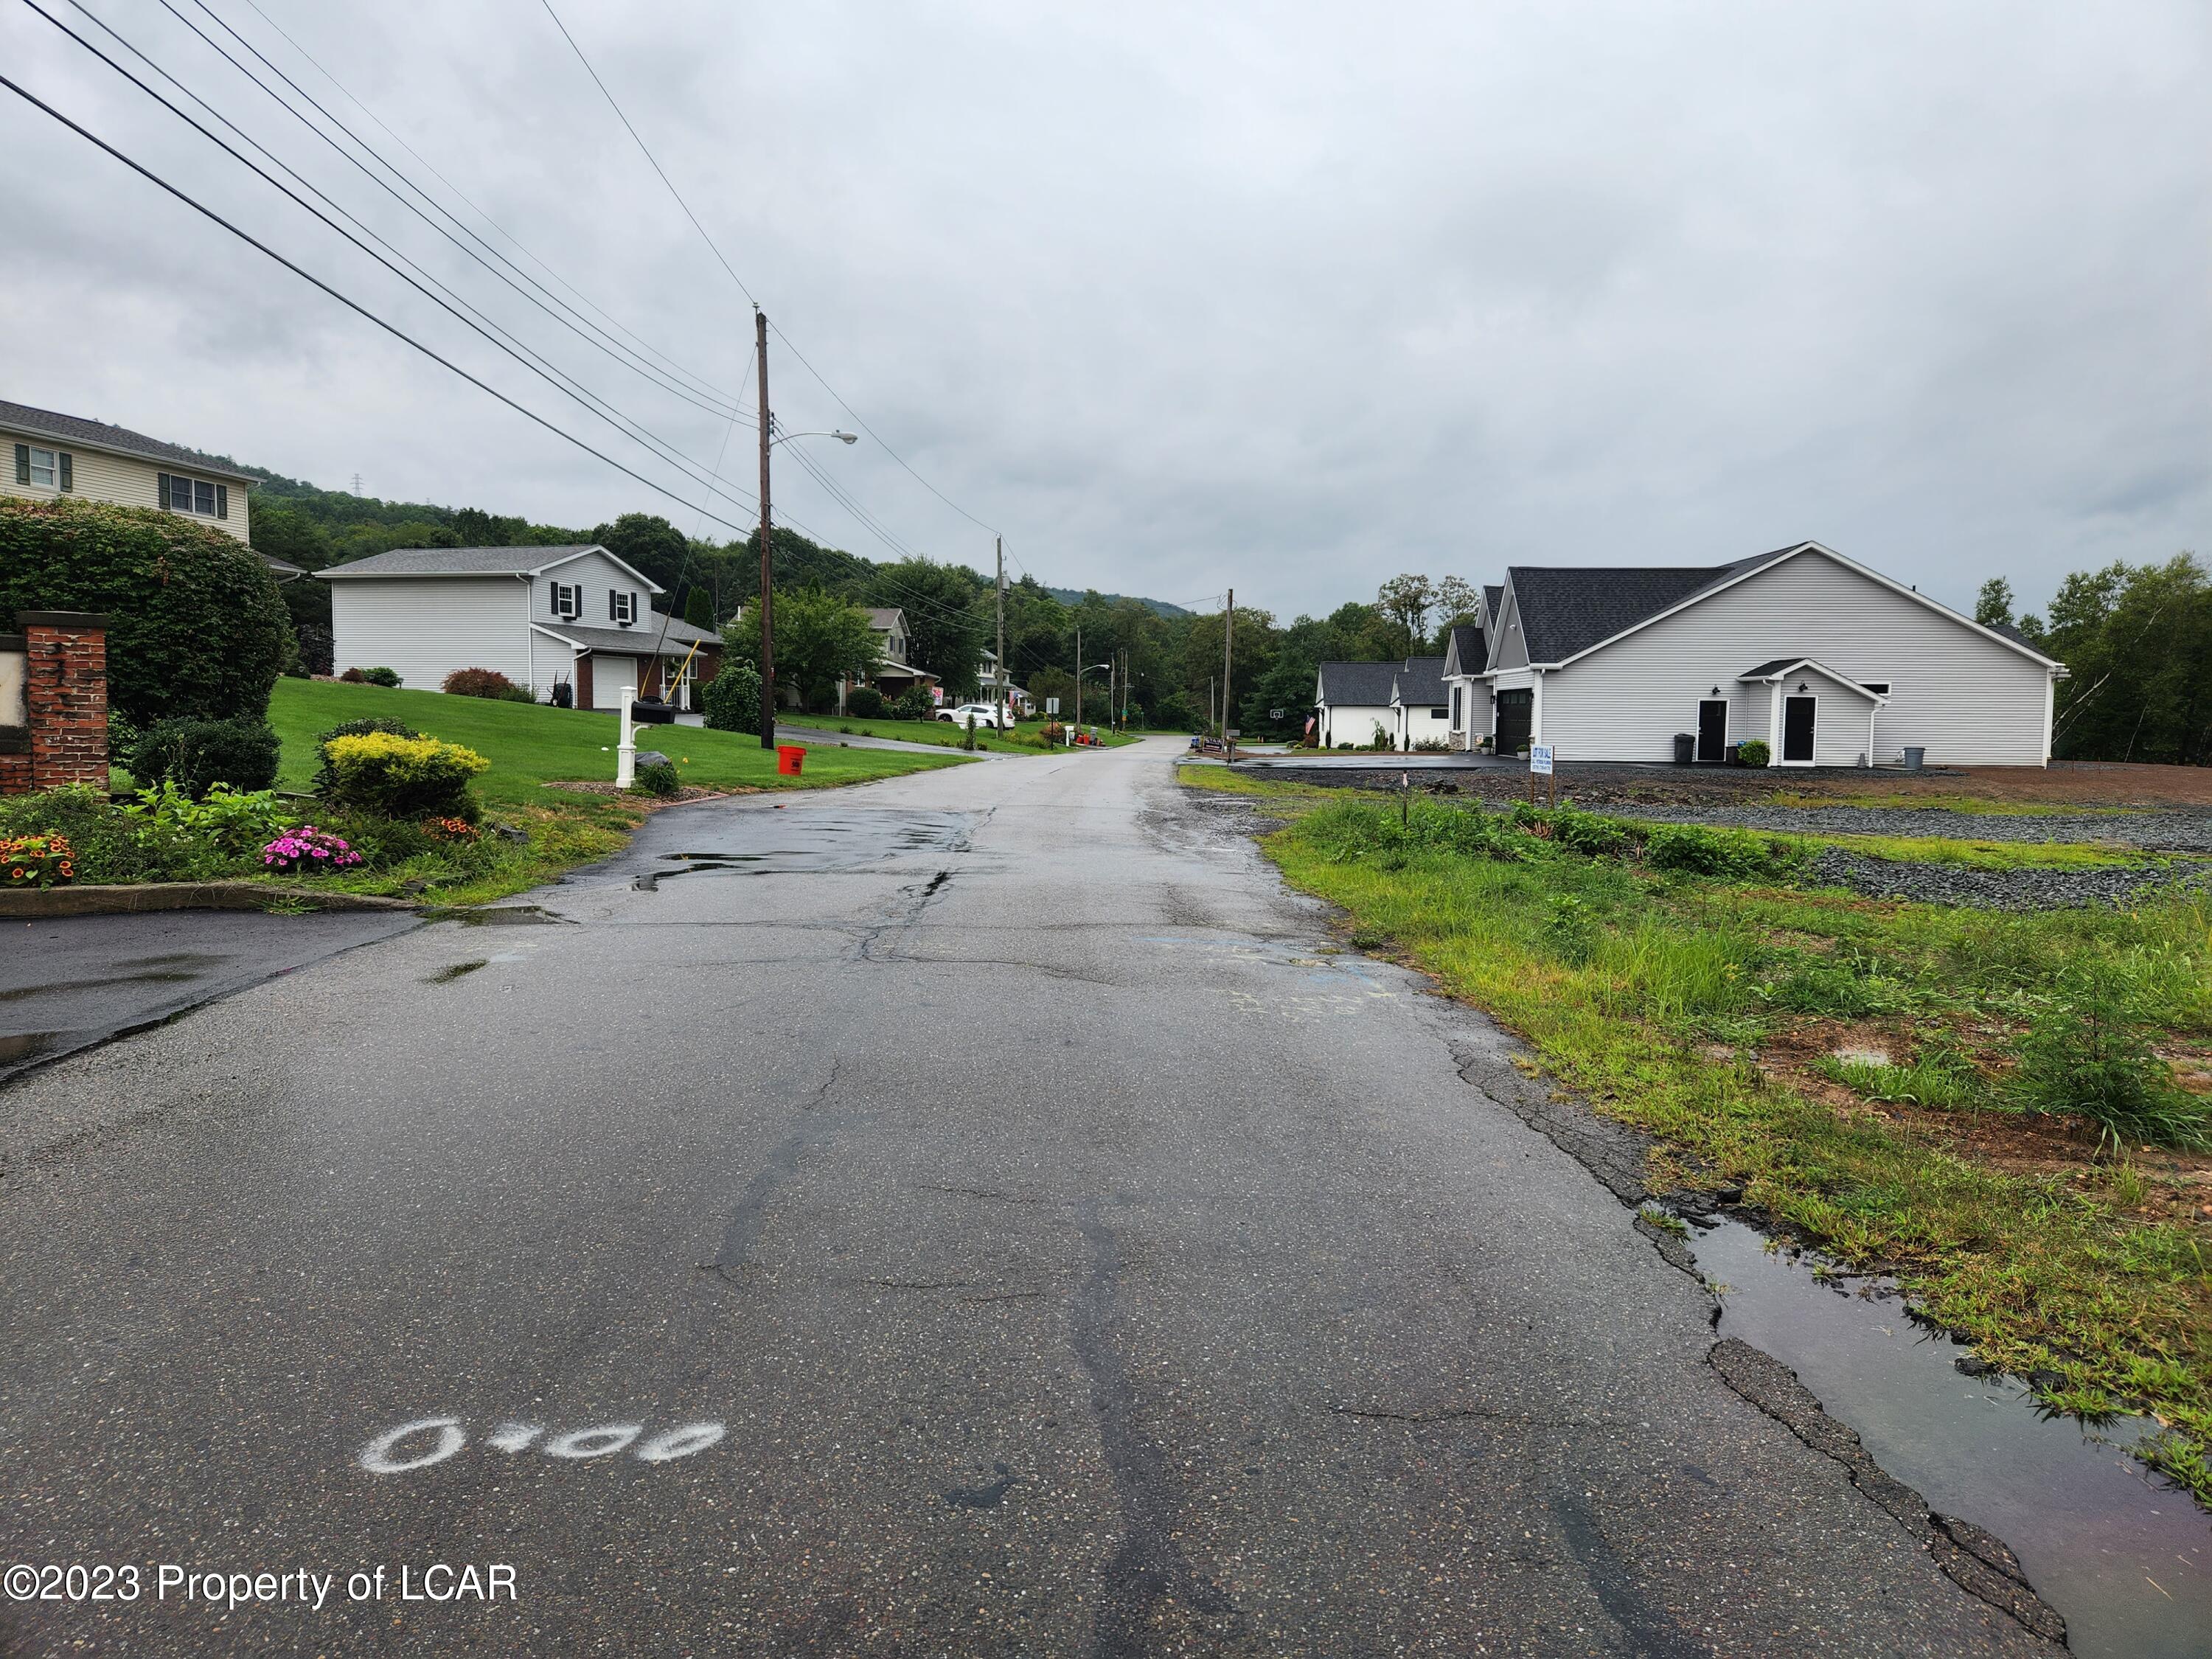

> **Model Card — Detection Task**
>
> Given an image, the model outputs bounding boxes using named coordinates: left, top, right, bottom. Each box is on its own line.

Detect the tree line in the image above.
left=1978, top=554, right=2212, bottom=765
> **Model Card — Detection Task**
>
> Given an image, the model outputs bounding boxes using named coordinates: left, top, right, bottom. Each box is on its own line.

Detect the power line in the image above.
left=0, top=70, right=771, bottom=540
left=534, top=0, right=1012, bottom=545
left=233, top=0, right=742, bottom=407
left=166, top=0, right=749, bottom=421
left=21, top=1, right=773, bottom=529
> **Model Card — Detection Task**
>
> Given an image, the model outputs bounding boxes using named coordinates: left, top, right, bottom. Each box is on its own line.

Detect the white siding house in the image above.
left=0, top=400, right=296, bottom=572
left=321, top=544, right=721, bottom=707
left=1314, top=661, right=1399, bottom=749
left=1456, top=543, right=2065, bottom=766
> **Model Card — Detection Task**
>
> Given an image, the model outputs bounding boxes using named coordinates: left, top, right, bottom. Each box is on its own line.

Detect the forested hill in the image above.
left=1044, top=587, right=1190, bottom=619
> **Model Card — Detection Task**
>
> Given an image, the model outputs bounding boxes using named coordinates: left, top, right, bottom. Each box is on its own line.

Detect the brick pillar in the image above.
left=19, top=611, right=111, bottom=791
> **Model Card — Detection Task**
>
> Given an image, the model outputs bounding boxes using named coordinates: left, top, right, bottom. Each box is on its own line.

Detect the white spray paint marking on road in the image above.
left=357, top=1417, right=725, bottom=1473
left=544, top=1424, right=641, bottom=1459
left=358, top=1417, right=466, bottom=1474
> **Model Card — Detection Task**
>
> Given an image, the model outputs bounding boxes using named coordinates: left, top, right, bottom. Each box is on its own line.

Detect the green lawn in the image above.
left=1180, top=764, right=2212, bottom=1506
left=271, top=679, right=967, bottom=810
left=777, top=713, right=1149, bottom=752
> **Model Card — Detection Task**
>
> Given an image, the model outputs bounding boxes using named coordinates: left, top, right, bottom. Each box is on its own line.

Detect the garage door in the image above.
left=591, top=654, right=639, bottom=709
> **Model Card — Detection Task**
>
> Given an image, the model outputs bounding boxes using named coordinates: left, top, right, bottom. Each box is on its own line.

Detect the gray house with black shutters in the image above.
left=1440, top=541, right=2066, bottom=767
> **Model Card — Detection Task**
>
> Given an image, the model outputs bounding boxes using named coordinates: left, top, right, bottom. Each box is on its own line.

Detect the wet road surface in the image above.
left=0, top=909, right=417, bottom=1086
left=1, top=740, right=2057, bottom=1655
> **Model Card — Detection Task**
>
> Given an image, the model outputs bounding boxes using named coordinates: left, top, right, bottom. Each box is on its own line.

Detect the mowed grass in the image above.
left=270, top=679, right=967, bottom=810
left=1181, top=765, right=2212, bottom=1503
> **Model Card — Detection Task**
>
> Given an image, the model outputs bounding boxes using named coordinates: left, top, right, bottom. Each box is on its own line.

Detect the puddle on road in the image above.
left=431, top=905, right=571, bottom=926
left=632, top=810, right=974, bottom=888
left=0, top=1031, right=56, bottom=1065
left=1686, top=1217, right=2210, bottom=1658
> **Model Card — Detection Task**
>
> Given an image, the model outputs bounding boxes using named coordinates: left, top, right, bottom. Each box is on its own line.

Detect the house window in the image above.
left=156, top=471, right=227, bottom=518
left=1430, top=706, right=1448, bottom=719
left=549, top=582, right=582, bottom=620
left=1863, top=681, right=1891, bottom=695
left=1450, top=686, right=1462, bottom=724
left=26, top=447, right=55, bottom=487
left=609, top=589, right=637, bottom=626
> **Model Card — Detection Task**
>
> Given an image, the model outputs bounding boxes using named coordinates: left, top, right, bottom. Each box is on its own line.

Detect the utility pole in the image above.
left=995, top=536, right=1006, bottom=733
left=1074, top=624, right=1082, bottom=735
left=755, top=307, right=776, bottom=750
left=1221, top=588, right=1235, bottom=759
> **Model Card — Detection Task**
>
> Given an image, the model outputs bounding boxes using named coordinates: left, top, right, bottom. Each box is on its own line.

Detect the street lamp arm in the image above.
left=770, top=429, right=859, bottom=448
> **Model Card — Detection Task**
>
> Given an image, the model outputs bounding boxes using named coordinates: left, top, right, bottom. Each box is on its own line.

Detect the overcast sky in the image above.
left=4, top=0, right=2205, bottom=619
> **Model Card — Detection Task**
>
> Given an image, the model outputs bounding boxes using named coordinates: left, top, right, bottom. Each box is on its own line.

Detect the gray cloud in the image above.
left=2, top=0, right=2204, bottom=617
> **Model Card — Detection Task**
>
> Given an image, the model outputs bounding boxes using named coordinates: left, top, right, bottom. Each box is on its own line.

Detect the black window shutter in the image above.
left=58, top=453, right=72, bottom=492
left=608, top=588, right=616, bottom=619
left=158, top=471, right=171, bottom=509
left=215, top=482, right=226, bottom=518
left=13, top=443, right=27, bottom=485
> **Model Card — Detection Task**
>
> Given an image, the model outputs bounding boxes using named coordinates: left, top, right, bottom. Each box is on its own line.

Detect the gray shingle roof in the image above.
left=0, top=400, right=257, bottom=481
left=1739, top=658, right=1885, bottom=698
left=1315, top=661, right=1399, bottom=705
left=538, top=613, right=721, bottom=654
left=319, top=545, right=607, bottom=579
left=1505, top=545, right=1804, bottom=663
left=1483, top=585, right=1503, bottom=625
left=1443, top=625, right=1486, bottom=678
left=1391, top=655, right=1448, bottom=706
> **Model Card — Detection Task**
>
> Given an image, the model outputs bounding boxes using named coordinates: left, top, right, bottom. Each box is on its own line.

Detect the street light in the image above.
left=772, top=430, right=858, bottom=448
left=754, top=387, right=861, bottom=748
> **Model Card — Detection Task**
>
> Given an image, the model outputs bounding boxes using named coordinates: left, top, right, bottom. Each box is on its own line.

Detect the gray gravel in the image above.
left=1802, top=847, right=2212, bottom=911
left=1625, top=801, right=2212, bottom=852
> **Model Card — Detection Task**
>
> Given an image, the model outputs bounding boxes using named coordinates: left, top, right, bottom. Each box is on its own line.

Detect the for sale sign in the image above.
left=1529, top=743, right=1554, bottom=775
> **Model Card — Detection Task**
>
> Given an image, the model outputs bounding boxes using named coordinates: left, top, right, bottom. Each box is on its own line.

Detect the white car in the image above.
left=936, top=703, right=1016, bottom=730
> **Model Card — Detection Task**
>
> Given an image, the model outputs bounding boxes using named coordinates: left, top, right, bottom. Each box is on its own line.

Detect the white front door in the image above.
left=591, top=654, right=639, bottom=709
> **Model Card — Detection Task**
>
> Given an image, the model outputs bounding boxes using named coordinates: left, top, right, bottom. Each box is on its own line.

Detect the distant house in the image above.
left=1390, top=656, right=1450, bottom=750
left=319, top=543, right=721, bottom=709
left=1313, top=661, right=1399, bottom=748
left=977, top=648, right=1032, bottom=716
left=0, top=400, right=297, bottom=579
left=1440, top=541, right=2066, bottom=766
left=848, top=606, right=939, bottom=707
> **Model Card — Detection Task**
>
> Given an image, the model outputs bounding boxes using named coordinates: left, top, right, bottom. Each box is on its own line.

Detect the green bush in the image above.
left=1736, top=738, right=1771, bottom=768
left=310, top=717, right=420, bottom=797
left=0, top=496, right=290, bottom=725
left=632, top=759, right=681, bottom=798
left=2010, top=969, right=2209, bottom=1150
left=126, top=716, right=282, bottom=797
left=1644, top=822, right=1781, bottom=878
left=700, top=658, right=762, bottom=733
left=340, top=665, right=403, bottom=688
left=891, top=686, right=936, bottom=722
left=125, top=781, right=296, bottom=863
left=321, top=731, right=487, bottom=821
left=846, top=686, right=888, bottom=720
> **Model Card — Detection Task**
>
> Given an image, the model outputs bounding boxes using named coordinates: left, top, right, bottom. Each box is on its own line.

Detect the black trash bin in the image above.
left=1672, top=732, right=1694, bottom=765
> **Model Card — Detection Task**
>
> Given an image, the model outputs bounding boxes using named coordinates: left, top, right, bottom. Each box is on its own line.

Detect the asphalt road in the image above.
left=0, top=739, right=2048, bottom=1656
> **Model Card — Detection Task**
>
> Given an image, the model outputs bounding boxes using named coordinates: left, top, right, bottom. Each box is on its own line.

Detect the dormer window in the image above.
left=549, top=582, right=582, bottom=620
left=610, top=589, right=637, bottom=626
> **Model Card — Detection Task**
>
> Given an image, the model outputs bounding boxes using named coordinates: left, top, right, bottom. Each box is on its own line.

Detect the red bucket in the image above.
left=776, top=744, right=807, bottom=777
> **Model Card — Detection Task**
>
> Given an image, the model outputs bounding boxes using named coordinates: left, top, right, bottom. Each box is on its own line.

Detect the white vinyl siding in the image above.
left=330, top=577, right=533, bottom=692
left=1533, top=552, right=2052, bottom=766
left=1318, top=703, right=1394, bottom=748
left=1, top=430, right=252, bottom=544
left=524, top=550, right=654, bottom=635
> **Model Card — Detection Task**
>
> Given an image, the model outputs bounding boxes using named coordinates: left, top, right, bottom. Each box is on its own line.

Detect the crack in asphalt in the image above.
left=1068, top=1198, right=1242, bottom=1657
left=1329, top=1402, right=1596, bottom=1430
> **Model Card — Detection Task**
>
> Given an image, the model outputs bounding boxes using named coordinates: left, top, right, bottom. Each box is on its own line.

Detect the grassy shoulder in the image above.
left=1182, top=765, right=2212, bottom=1504
left=778, top=713, right=1150, bottom=752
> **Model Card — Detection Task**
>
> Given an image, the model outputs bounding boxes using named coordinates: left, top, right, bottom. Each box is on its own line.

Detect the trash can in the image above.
left=1902, top=745, right=1925, bottom=772
left=776, top=744, right=807, bottom=776
left=1672, top=732, right=1695, bottom=765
